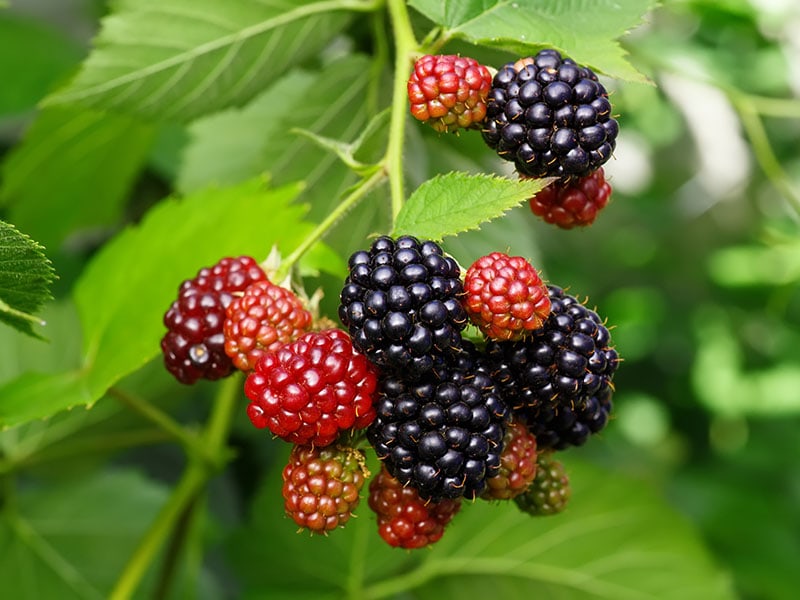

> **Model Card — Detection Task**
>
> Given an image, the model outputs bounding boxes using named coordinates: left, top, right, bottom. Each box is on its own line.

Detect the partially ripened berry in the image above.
left=224, top=280, right=313, bottom=372
left=339, top=235, right=467, bottom=379
left=463, top=252, right=551, bottom=341
left=244, top=329, right=378, bottom=447
left=369, top=466, right=461, bottom=549
left=367, top=345, right=509, bottom=501
left=408, top=54, right=493, bottom=133
left=514, top=453, right=571, bottom=516
left=485, top=285, right=619, bottom=449
left=481, top=421, right=538, bottom=500
left=529, top=167, right=612, bottom=229
left=161, top=256, right=267, bottom=384
left=283, top=444, right=368, bottom=534
left=482, top=49, right=618, bottom=178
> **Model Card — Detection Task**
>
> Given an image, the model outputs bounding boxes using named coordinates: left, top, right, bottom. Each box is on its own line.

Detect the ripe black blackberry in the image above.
left=366, top=345, right=509, bottom=502
left=485, top=285, right=618, bottom=449
left=482, top=49, right=618, bottom=178
left=338, top=235, right=468, bottom=378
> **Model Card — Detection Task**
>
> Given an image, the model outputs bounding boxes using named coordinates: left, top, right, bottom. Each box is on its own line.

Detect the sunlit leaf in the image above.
left=393, top=172, right=549, bottom=241
left=0, top=13, right=82, bottom=114
left=0, top=107, right=154, bottom=255
left=408, top=0, right=654, bottom=82
left=44, top=0, right=353, bottom=120
left=0, top=179, right=315, bottom=427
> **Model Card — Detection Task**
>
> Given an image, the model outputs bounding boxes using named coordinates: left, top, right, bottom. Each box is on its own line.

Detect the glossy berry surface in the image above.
left=224, top=279, right=313, bottom=372
left=282, top=444, right=367, bottom=534
left=481, top=420, right=538, bottom=500
left=514, top=453, right=571, bottom=516
left=529, top=167, right=612, bottom=228
left=408, top=54, right=493, bottom=133
left=463, top=252, right=551, bottom=341
left=367, top=347, right=509, bottom=501
left=244, top=329, right=378, bottom=447
left=481, top=49, right=618, bottom=178
left=339, top=235, right=467, bottom=379
left=161, top=256, right=267, bottom=384
left=486, top=285, right=619, bottom=449
left=369, top=466, right=461, bottom=549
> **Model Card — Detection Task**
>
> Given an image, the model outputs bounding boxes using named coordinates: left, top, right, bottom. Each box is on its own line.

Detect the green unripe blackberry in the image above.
left=514, top=453, right=571, bottom=516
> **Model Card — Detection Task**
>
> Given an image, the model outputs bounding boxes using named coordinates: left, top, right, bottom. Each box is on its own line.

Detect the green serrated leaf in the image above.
left=227, top=457, right=735, bottom=599
left=409, top=0, right=655, bottom=82
left=43, top=0, right=353, bottom=121
left=0, top=221, right=55, bottom=338
left=0, top=14, right=82, bottom=114
left=0, top=107, right=154, bottom=255
left=0, top=178, right=318, bottom=427
left=393, top=173, right=550, bottom=241
left=0, top=470, right=167, bottom=598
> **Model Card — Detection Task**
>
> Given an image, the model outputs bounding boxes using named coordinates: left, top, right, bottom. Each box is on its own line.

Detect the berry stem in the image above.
left=385, top=0, right=418, bottom=221
left=109, top=386, right=210, bottom=461
left=732, top=93, right=800, bottom=215
left=275, top=168, right=387, bottom=282
left=108, top=375, right=241, bottom=600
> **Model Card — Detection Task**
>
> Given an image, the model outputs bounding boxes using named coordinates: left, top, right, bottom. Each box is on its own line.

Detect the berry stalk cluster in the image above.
left=156, top=46, right=623, bottom=552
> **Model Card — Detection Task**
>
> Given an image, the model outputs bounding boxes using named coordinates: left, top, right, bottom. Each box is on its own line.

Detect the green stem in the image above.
left=366, top=9, right=389, bottom=117
left=733, top=94, right=800, bottom=215
left=276, top=168, right=387, bottom=280
left=108, top=375, right=242, bottom=600
left=109, top=386, right=210, bottom=463
left=385, top=0, right=419, bottom=221
left=0, top=429, right=171, bottom=474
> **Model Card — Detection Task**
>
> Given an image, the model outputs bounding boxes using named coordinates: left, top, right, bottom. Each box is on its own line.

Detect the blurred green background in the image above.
left=1, top=0, right=799, bottom=598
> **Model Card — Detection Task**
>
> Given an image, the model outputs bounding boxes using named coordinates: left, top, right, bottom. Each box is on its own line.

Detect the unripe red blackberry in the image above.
left=339, top=235, right=468, bottom=379
left=244, top=329, right=378, bottom=447
left=408, top=54, right=493, bottom=133
left=223, top=279, right=313, bottom=372
left=529, top=167, right=612, bottom=229
left=283, top=444, right=368, bottom=534
left=481, top=421, right=538, bottom=501
left=514, top=453, right=571, bottom=516
left=485, top=285, right=619, bottom=450
left=161, top=256, right=267, bottom=384
left=463, top=252, right=551, bottom=341
left=369, top=466, right=461, bottom=549
left=482, top=49, right=618, bottom=178
left=367, top=344, right=509, bottom=502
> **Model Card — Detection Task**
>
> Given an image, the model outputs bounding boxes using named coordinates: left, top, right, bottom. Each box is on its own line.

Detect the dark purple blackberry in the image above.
left=338, top=235, right=467, bottom=378
left=482, top=49, right=618, bottom=178
left=366, top=346, right=509, bottom=501
left=485, top=285, right=619, bottom=449
left=161, top=256, right=267, bottom=384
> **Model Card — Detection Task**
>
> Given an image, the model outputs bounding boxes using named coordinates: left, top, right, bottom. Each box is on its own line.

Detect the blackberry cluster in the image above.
left=367, top=346, right=508, bottom=502
left=338, top=235, right=467, bottom=379
left=482, top=49, right=618, bottom=178
left=486, top=285, right=618, bottom=449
